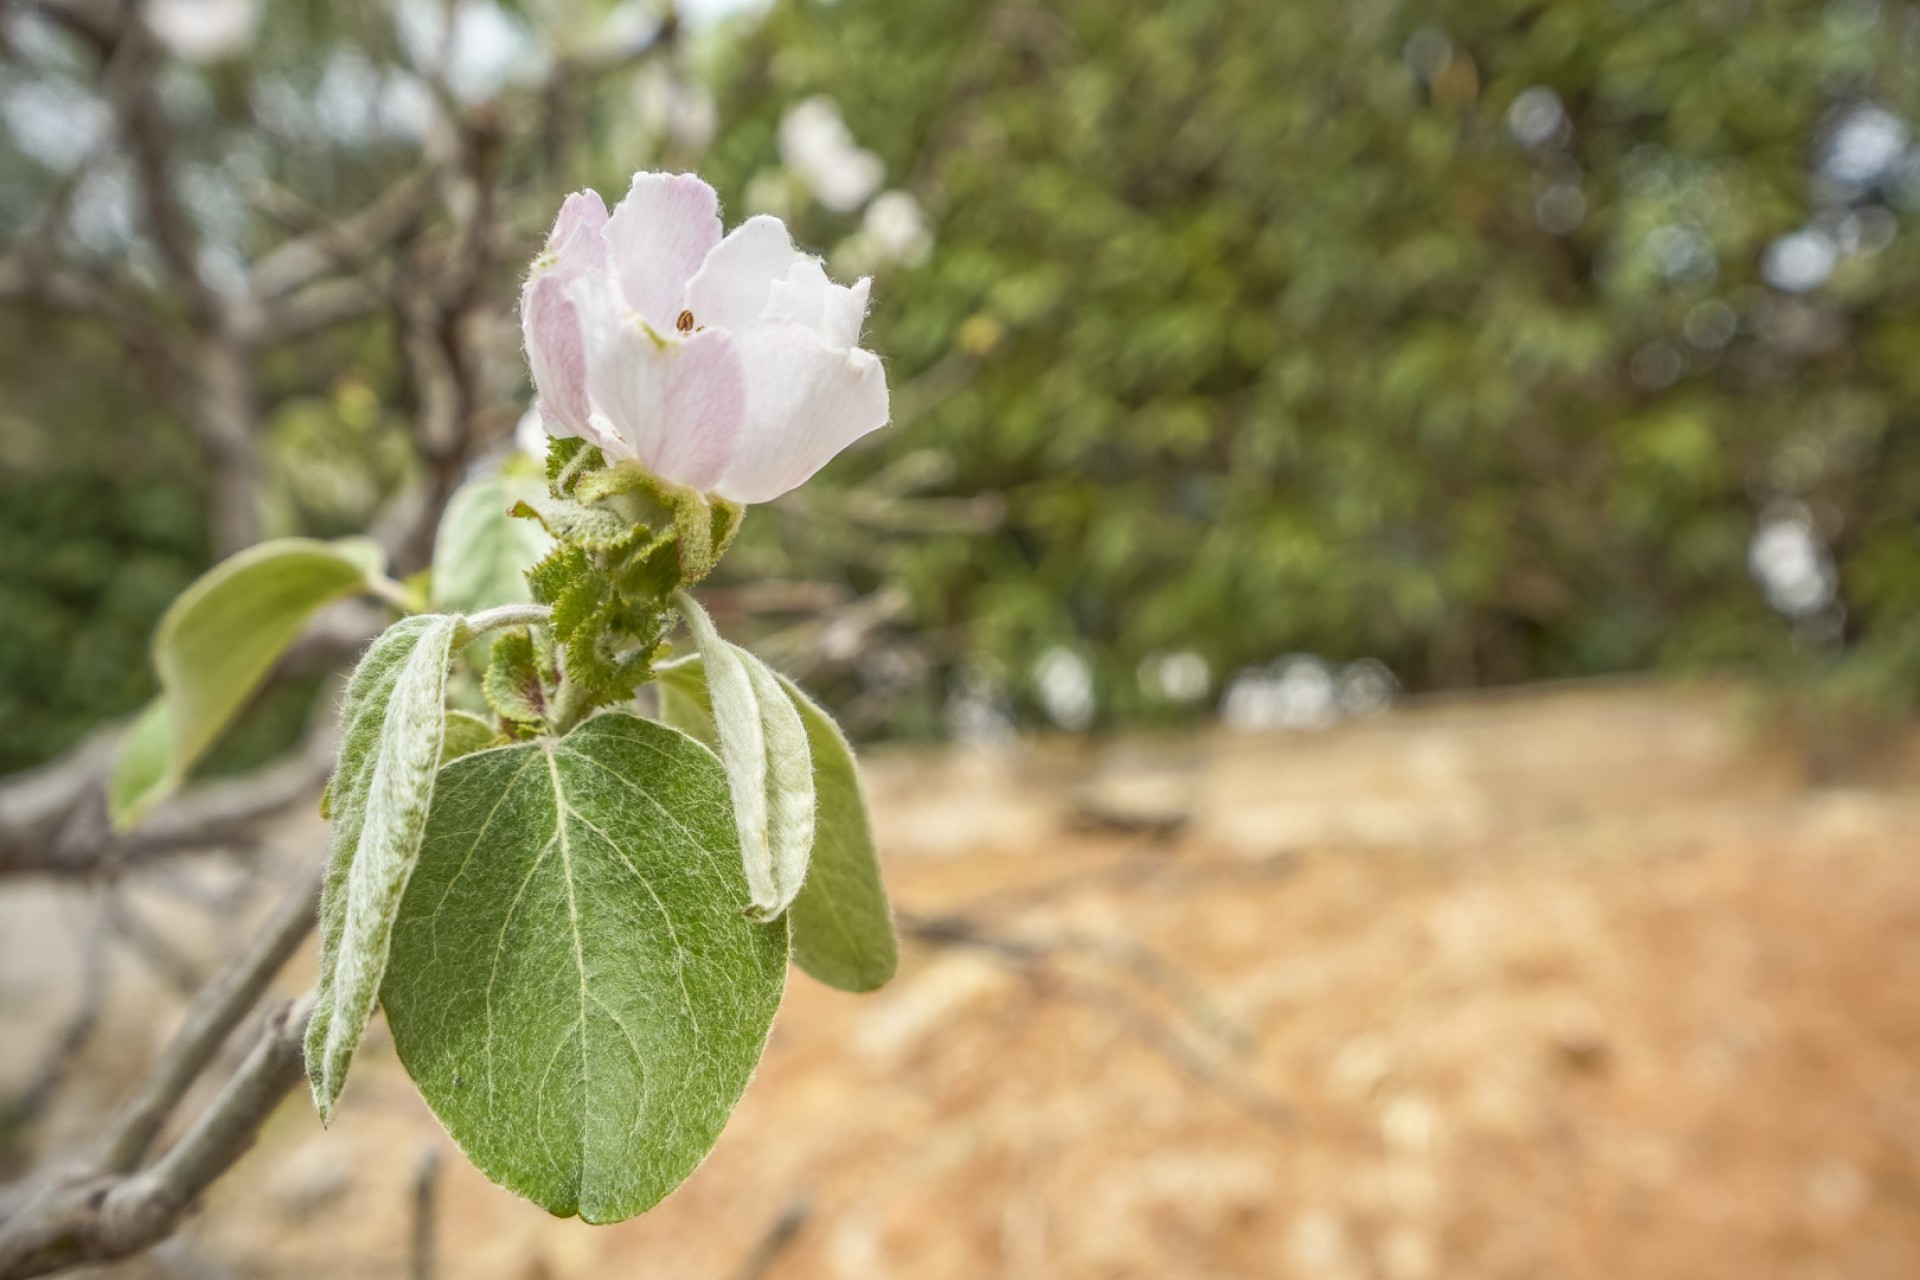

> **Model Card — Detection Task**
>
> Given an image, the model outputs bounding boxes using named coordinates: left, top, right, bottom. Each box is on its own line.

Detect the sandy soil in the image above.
left=4, top=681, right=1919, bottom=1279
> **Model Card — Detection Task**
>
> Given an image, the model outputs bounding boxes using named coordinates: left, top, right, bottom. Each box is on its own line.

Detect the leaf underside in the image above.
left=659, top=661, right=898, bottom=992
left=380, top=712, right=789, bottom=1223
left=777, top=676, right=899, bottom=992
left=109, top=536, right=383, bottom=827
left=307, top=614, right=460, bottom=1119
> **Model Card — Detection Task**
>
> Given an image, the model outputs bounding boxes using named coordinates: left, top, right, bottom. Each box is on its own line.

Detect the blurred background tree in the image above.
left=4, top=0, right=1919, bottom=773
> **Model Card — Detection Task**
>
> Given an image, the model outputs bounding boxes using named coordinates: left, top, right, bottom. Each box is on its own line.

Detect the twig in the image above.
left=408, top=1148, right=442, bottom=1280
left=0, top=986, right=314, bottom=1280
left=726, top=1200, right=811, bottom=1280
left=98, top=864, right=321, bottom=1174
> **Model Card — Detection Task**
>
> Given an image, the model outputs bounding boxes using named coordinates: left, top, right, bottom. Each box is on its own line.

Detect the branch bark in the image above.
left=0, top=870, right=321, bottom=1280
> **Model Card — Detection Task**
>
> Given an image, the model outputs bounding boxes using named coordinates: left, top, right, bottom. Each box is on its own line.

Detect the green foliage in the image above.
left=706, top=0, right=1920, bottom=725
left=440, top=709, right=503, bottom=764
left=0, top=466, right=204, bottom=774
left=380, top=713, right=790, bottom=1223
left=430, top=463, right=555, bottom=615
left=307, top=613, right=461, bottom=1121
left=483, top=628, right=552, bottom=729
left=660, top=654, right=899, bottom=992
left=779, top=674, right=900, bottom=992
left=109, top=537, right=385, bottom=826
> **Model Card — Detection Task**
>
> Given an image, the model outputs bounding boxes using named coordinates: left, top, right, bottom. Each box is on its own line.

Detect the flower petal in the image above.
left=521, top=272, right=593, bottom=437
left=571, top=271, right=746, bottom=491
left=765, top=259, right=871, bottom=350
left=684, top=215, right=805, bottom=332
left=603, top=172, right=722, bottom=330
left=518, top=192, right=609, bottom=439
left=548, top=190, right=609, bottom=271
left=713, top=322, right=889, bottom=504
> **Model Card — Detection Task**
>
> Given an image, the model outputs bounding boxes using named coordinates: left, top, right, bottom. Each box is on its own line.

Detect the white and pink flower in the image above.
left=519, top=172, right=890, bottom=504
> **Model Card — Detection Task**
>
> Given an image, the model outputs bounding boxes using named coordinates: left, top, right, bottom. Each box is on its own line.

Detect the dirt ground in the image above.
left=5, top=680, right=1920, bottom=1279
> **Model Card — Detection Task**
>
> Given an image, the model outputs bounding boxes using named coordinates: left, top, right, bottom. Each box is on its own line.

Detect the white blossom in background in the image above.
left=779, top=96, right=884, bottom=214
left=145, top=0, right=258, bottom=63
left=1, top=76, right=111, bottom=172
left=861, top=190, right=934, bottom=266
left=1821, top=104, right=1910, bottom=187
left=1506, top=85, right=1567, bottom=149
left=1749, top=506, right=1837, bottom=618
left=1761, top=229, right=1838, bottom=293
left=1138, top=649, right=1211, bottom=705
left=1033, top=648, right=1096, bottom=731
left=1223, top=655, right=1339, bottom=732
left=520, top=172, right=890, bottom=503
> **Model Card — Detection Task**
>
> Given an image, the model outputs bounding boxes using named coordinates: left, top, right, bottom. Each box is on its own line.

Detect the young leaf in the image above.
left=110, top=537, right=386, bottom=828
left=483, top=629, right=549, bottom=728
left=430, top=464, right=553, bottom=614
left=440, top=709, right=501, bottom=764
left=107, top=700, right=173, bottom=828
left=306, top=613, right=461, bottom=1122
left=777, top=676, right=899, bottom=992
left=671, top=592, right=814, bottom=921
left=658, top=660, right=897, bottom=992
left=380, top=713, right=789, bottom=1223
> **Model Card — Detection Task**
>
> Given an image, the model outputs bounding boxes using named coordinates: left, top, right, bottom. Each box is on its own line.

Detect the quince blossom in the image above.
left=520, top=171, right=889, bottom=504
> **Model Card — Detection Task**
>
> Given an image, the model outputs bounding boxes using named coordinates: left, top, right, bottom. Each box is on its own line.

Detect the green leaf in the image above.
left=306, top=613, right=461, bottom=1122
left=106, top=699, right=173, bottom=827
left=483, top=629, right=549, bottom=727
left=112, top=537, right=386, bottom=828
left=671, top=592, right=814, bottom=922
left=440, top=709, right=501, bottom=764
left=658, top=661, right=898, bottom=993
left=777, top=676, right=899, bottom=992
left=380, top=712, right=789, bottom=1223
left=430, top=464, right=554, bottom=614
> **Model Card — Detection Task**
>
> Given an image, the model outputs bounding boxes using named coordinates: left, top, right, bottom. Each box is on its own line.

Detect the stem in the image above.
left=460, top=604, right=552, bottom=640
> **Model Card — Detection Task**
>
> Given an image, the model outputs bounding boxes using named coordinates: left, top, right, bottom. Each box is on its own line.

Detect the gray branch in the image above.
left=0, top=869, right=321, bottom=1279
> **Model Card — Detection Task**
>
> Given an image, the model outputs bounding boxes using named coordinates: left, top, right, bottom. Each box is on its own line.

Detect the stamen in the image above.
left=676, top=309, right=695, bottom=334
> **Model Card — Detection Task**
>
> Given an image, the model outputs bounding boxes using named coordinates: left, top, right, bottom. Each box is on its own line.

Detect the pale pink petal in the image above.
left=518, top=192, right=609, bottom=439
left=684, top=215, right=804, bottom=332
left=570, top=272, right=746, bottom=491
left=548, top=190, right=609, bottom=271
left=521, top=272, right=593, bottom=437
left=603, top=172, right=722, bottom=329
left=713, top=322, right=890, bottom=504
left=765, top=259, right=870, bottom=349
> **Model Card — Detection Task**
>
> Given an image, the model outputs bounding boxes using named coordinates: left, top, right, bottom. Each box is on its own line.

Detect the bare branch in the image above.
left=0, top=976, right=316, bottom=1279
left=97, top=865, right=321, bottom=1174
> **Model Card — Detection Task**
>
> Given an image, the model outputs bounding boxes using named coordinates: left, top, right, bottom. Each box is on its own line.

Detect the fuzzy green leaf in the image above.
left=483, top=629, right=549, bottom=727
left=430, top=465, right=553, bottom=614
left=306, top=613, right=460, bottom=1121
left=776, top=676, right=899, bottom=992
left=108, top=537, right=384, bottom=828
left=380, top=712, right=789, bottom=1223
left=671, top=593, right=814, bottom=921
left=658, top=660, right=897, bottom=992
left=441, top=709, right=501, bottom=764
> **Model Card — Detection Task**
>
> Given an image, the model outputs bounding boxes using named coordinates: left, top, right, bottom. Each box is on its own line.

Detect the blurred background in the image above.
left=2, top=0, right=1919, bottom=1276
